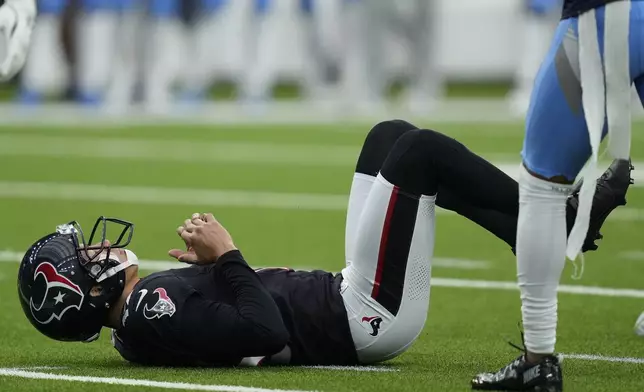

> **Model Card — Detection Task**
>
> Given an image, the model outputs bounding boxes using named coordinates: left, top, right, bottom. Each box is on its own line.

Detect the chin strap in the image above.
left=96, top=249, right=139, bottom=283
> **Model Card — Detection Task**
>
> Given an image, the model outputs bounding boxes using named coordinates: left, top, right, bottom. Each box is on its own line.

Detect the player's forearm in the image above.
left=215, top=250, right=289, bottom=348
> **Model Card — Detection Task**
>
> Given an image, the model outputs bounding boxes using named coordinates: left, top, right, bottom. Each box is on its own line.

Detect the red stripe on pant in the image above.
left=371, top=186, right=400, bottom=299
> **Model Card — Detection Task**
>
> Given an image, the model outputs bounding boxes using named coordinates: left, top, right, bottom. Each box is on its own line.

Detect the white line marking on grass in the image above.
left=0, top=181, right=642, bottom=223
left=0, top=100, right=642, bottom=126
left=619, top=251, right=644, bottom=260
left=3, top=132, right=644, bottom=187
left=431, top=278, right=644, bottom=298
left=302, top=366, right=398, bottom=372
left=0, top=369, right=314, bottom=392
left=0, top=181, right=642, bottom=222
left=2, top=250, right=643, bottom=297
left=562, top=353, right=644, bottom=364
left=0, top=100, right=534, bottom=126
left=0, top=135, right=358, bottom=167
left=0, top=250, right=488, bottom=271
left=0, top=182, right=349, bottom=211
left=17, top=366, right=66, bottom=370
left=433, top=258, right=491, bottom=270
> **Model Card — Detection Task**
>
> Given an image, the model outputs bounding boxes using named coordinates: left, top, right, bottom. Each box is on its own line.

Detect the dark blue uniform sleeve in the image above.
left=180, top=250, right=289, bottom=363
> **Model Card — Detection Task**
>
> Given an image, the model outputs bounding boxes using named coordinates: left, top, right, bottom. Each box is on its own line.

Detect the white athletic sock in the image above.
left=345, top=173, right=376, bottom=266
left=516, top=165, right=572, bottom=354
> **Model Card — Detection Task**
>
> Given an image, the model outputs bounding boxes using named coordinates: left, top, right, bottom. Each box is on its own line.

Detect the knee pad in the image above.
left=356, top=120, right=418, bottom=176
left=149, top=0, right=181, bottom=17
left=38, top=0, right=68, bottom=15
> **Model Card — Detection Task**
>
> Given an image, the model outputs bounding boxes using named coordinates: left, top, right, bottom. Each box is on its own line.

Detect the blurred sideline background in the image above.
left=0, top=0, right=619, bottom=124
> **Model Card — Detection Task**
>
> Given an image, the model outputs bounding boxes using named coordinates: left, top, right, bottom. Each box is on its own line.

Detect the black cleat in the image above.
left=567, top=159, right=634, bottom=252
left=471, top=354, right=563, bottom=391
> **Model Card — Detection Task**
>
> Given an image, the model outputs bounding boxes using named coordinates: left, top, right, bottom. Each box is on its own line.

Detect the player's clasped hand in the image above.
left=168, top=213, right=238, bottom=264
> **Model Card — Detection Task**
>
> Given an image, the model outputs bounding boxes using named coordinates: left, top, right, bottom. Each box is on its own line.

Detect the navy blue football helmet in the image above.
left=17, top=217, right=136, bottom=342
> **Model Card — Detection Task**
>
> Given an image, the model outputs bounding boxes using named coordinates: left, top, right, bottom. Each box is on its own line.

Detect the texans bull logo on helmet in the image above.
left=29, top=262, right=85, bottom=324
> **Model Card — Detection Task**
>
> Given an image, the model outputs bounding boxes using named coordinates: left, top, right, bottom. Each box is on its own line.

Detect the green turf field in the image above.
left=0, top=120, right=643, bottom=391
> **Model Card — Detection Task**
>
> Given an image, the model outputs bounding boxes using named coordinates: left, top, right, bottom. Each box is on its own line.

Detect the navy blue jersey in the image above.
left=111, top=251, right=357, bottom=366
left=562, top=0, right=625, bottom=19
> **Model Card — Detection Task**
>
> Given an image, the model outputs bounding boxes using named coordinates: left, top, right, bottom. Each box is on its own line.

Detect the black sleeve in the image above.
left=180, top=250, right=289, bottom=362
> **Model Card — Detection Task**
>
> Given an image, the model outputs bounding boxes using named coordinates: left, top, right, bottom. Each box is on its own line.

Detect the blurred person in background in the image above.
left=18, top=0, right=68, bottom=103
left=76, top=0, right=134, bottom=105
left=178, top=0, right=250, bottom=104
left=20, top=0, right=131, bottom=105
left=340, top=0, right=443, bottom=115
left=240, top=0, right=318, bottom=111
left=299, top=0, right=343, bottom=103
left=508, top=0, right=562, bottom=116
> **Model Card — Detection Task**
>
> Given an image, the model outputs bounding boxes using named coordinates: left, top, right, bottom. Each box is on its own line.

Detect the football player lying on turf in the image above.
left=17, top=120, right=633, bottom=367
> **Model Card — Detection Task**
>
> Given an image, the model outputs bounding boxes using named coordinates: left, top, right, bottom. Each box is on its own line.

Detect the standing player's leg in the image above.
left=472, top=3, right=638, bottom=391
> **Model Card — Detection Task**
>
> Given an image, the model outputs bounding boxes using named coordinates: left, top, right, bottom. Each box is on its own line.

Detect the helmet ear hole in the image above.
left=90, top=285, right=103, bottom=297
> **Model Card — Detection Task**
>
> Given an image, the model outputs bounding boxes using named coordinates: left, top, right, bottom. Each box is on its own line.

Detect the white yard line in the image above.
left=0, top=182, right=349, bottom=211
left=2, top=250, right=643, bottom=298
left=3, top=132, right=644, bottom=187
left=619, top=251, right=644, bottom=260
left=433, top=258, right=491, bottom=270
left=0, top=135, right=358, bottom=167
left=432, top=278, right=644, bottom=298
left=561, top=353, right=644, bottom=364
left=0, top=100, right=537, bottom=126
left=302, top=366, right=398, bottom=372
left=0, top=369, right=314, bottom=392
left=0, top=180, right=642, bottom=221
left=0, top=250, right=489, bottom=271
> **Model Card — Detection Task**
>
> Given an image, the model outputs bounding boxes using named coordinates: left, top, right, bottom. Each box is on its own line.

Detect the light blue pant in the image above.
left=523, top=2, right=644, bottom=181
